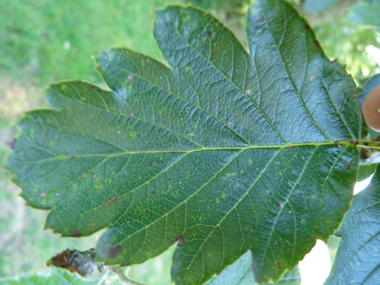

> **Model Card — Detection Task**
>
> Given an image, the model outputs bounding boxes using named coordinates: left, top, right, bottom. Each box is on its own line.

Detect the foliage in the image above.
left=0, top=268, right=121, bottom=285
left=349, top=1, right=380, bottom=31
left=326, top=165, right=380, bottom=284
left=206, top=252, right=300, bottom=285
left=304, top=0, right=340, bottom=13
left=5, top=0, right=365, bottom=284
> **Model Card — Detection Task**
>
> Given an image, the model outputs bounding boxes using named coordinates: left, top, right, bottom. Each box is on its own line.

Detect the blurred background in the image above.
left=0, top=0, right=379, bottom=284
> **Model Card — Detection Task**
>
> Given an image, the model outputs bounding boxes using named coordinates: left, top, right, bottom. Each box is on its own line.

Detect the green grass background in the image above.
left=0, top=0, right=379, bottom=284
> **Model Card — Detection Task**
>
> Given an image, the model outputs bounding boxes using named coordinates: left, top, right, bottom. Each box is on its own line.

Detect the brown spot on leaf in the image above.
left=322, top=129, right=326, bottom=133
left=89, top=84, right=94, bottom=89
left=44, top=206, right=52, bottom=210
left=314, top=39, right=321, bottom=48
left=287, top=147, right=292, bottom=151
left=224, top=124, right=228, bottom=129
left=70, top=155, right=75, bottom=160
left=191, top=5, right=195, bottom=9
left=136, top=133, right=141, bottom=138
left=329, top=58, right=337, bottom=63
left=108, top=245, right=123, bottom=259
left=310, top=75, right=316, bottom=81
left=105, top=201, right=110, bottom=208
left=8, top=138, right=16, bottom=150
left=350, top=140, right=355, bottom=144
left=91, top=223, right=95, bottom=227
left=148, top=160, right=153, bottom=167
left=127, top=74, right=134, bottom=82
left=305, top=24, right=310, bottom=30
left=175, top=235, right=185, bottom=247
left=276, top=202, right=284, bottom=208
left=286, top=230, right=293, bottom=234
left=334, top=140, right=339, bottom=144
left=39, top=191, right=47, bottom=199
left=111, top=195, right=117, bottom=201
left=72, top=230, right=81, bottom=238
left=130, top=111, right=135, bottom=118
left=251, top=264, right=256, bottom=275
left=152, top=191, right=156, bottom=195
left=123, top=200, right=127, bottom=204
left=364, top=142, right=369, bottom=146
left=92, top=173, right=98, bottom=180
left=171, top=151, right=176, bottom=154
left=355, top=141, right=359, bottom=144
left=207, top=30, right=213, bottom=37
left=344, top=161, right=351, bottom=169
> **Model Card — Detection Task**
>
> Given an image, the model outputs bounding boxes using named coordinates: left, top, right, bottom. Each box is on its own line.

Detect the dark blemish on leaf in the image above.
left=329, top=58, right=337, bottom=63
left=108, top=245, right=123, bottom=259
left=96, top=66, right=100, bottom=72
left=251, top=264, right=256, bottom=275
left=344, top=161, right=351, bottom=169
left=350, top=140, right=355, bottom=144
left=310, top=75, right=316, bottom=81
left=322, top=129, right=326, bottom=133
left=39, top=191, right=47, bottom=199
left=355, top=141, right=359, bottom=144
left=354, top=93, right=358, bottom=99
left=55, top=192, right=60, bottom=197
left=8, top=138, right=16, bottom=150
left=334, top=140, right=339, bottom=144
left=287, top=147, right=292, bottom=151
left=130, top=111, right=135, bottom=118
left=92, top=173, right=98, bottom=180
left=136, top=133, right=141, bottom=138
left=72, top=230, right=81, bottom=238
left=207, top=30, right=213, bottom=37
left=175, top=235, right=185, bottom=247
left=314, top=39, right=321, bottom=48
left=82, top=173, right=86, bottom=178
left=305, top=24, right=310, bottom=30
left=91, top=223, right=95, bottom=227
left=89, top=84, right=94, bottom=89
left=105, top=201, right=110, bottom=208
left=224, top=124, right=228, bottom=129
left=276, top=202, right=284, bottom=208
left=171, top=151, right=176, bottom=154
left=44, top=206, right=52, bottom=210
left=245, top=89, right=252, bottom=95
left=364, top=142, right=369, bottom=146
left=96, top=89, right=101, bottom=93
left=286, top=230, right=293, bottom=234
left=148, top=160, right=153, bottom=167
left=111, top=195, right=117, bottom=201
left=152, top=191, right=156, bottom=195
left=123, top=200, right=127, bottom=204
left=127, top=74, right=134, bottom=82
left=191, top=5, right=195, bottom=9
left=70, top=155, right=75, bottom=160
left=338, top=144, right=342, bottom=148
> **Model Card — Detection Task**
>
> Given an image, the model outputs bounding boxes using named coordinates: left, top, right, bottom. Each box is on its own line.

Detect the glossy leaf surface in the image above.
left=206, top=251, right=300, bottom=285
left=326, top=165, right=380, bottom=284
left=6, top=0, right=361, bottom=284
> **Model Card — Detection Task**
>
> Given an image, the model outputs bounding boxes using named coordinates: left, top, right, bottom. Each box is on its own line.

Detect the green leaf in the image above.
left=358, top=163, right=378, bottom=182
left=304, top=0, right=340, bottom=13
left=348, top=1, right=380, bottom=31
left=6, top=0, right=361, bottom=284
left=0, top=268, right=121, bottom=285
left=326, top=165, right=380, bottom=284
left=206, top=251, right=300, bottom=285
